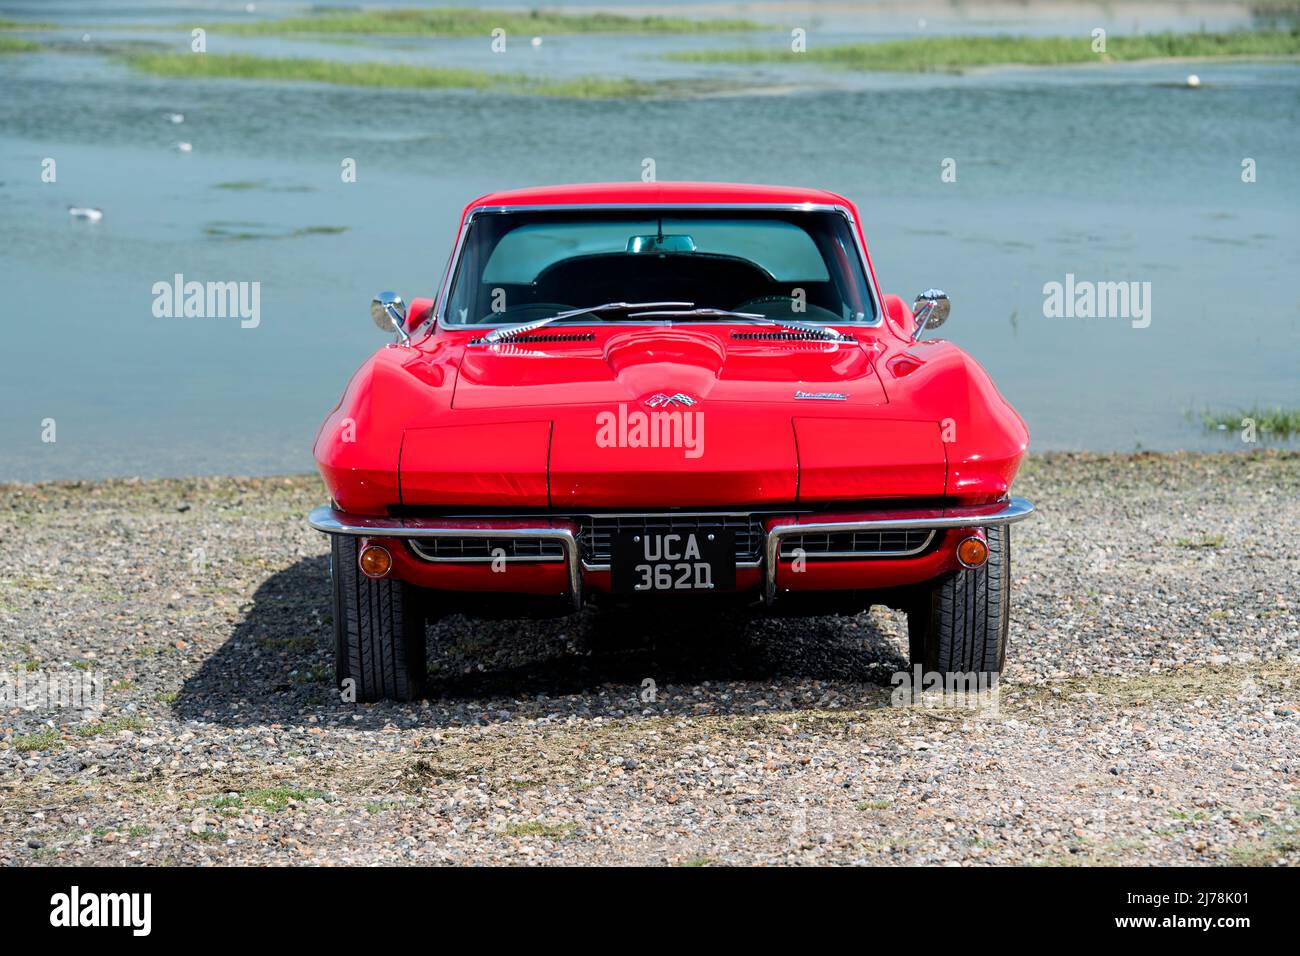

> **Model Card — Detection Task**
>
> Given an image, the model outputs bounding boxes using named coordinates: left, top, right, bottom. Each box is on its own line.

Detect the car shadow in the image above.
left=174, top=556, right=908, bottom=729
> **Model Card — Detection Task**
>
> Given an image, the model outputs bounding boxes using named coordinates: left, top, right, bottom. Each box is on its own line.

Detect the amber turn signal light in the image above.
left=358, top=544, right=393, bottom=578
left=956, top=535, right=989, bottom=569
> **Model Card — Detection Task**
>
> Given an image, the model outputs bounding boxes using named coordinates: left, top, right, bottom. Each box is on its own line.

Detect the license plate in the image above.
left=611, top=529, right=736, bottom=594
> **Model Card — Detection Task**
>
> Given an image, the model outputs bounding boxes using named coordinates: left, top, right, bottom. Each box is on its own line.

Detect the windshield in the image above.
left=443, top=208, right=876, bottom=326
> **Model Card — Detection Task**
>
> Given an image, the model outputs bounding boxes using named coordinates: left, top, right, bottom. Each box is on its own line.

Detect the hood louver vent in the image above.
left=731, top=331, right=857, bottom=342
left=470, top=332, right=596, bottom=344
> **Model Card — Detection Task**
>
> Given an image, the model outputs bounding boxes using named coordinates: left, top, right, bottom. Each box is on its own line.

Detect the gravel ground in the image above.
left=1, top=452, right=1297, bottom=866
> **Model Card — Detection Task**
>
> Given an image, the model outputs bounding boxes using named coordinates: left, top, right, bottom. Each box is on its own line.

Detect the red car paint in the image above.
left=314, top=183, right=1029, bottom=600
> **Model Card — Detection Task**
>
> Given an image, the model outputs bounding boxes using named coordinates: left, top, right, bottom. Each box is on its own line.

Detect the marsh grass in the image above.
left=668, top=30, right=1300, bottom=72
left=205, top=8, right=761, bottom=37
left=202, top=221, right=350, bottom=241
left=1196, top=406, right=1300, bottom=439
left=0, top=18, right=53, bottom=31
left=0, top=35, right=39, bottom=53
left=124, top=51, right=717, bottom=97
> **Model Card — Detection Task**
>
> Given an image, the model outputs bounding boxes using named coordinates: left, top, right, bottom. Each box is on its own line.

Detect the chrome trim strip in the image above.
left=307, top=507, right=582, bottom=609
left=407, top=543, right=565, bottom=564
left=311, top=496, right=1034, bottom=611
left=778, top=529, right=937, bottom=560
left=762, top=497, right=1035, bottom=605
left=434, top=202, right=883, bottom=331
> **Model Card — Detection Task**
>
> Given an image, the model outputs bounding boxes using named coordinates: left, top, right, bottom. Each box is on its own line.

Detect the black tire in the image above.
left=906, top=525, right=1010, bottom=676
left=330, top=535, right=427, bottom=702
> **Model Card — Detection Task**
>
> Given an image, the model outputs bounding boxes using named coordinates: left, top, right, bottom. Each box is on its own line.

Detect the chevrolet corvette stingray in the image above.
left=309, top=182, right=1033, bottom=701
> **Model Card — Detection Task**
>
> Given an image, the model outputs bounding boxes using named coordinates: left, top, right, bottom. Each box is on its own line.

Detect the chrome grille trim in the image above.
left=408, top=537, right=566, bottom=563
left=307, top=497, right=1038, bottom=612
left=762, top=497, right=1037, bottom=604
left=779, top=529, right=935, bottom=559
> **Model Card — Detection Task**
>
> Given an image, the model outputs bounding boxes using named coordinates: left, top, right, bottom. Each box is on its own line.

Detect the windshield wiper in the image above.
left=626, top=308, right=765, bottom=320
left=478, top=301, right=694, bottom=344
left=626, top=308, right=854, bottom=341
left=760, top=318, right=855, bottom=341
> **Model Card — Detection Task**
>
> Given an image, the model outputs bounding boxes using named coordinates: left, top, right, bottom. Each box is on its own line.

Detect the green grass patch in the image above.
left=213, top=786, right=329, bottom=813
left=76, top=716, right=147, bottom=737
left=667, top=29, right=1300, bottom=73
left=1198, top=405, right=1300, bottom=440
left=15, top=729, right=61, bottom=752
left=4, top=574, right=55, bottom=591
left=503, top=820, right=576, bottom=840
left=0, top=35, right=39, bottom=53
left=0, top=18, right=54, bottom=30
left=253, top=633, right=318, bottom=650
left=204, top=8, right=760, bottom=37
left=855, top=799, right=891, bottom=811
left=122, top=51, right=711, bottom=98
left=293, top=663, right=333, bottom=684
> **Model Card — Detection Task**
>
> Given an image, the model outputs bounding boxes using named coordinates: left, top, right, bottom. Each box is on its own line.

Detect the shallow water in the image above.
left=1, top=1, right=1297, bottom=479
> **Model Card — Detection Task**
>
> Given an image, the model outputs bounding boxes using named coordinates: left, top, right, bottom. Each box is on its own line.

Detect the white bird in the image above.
left=530, top=36, right=543, bottom=48
left=166, top=112, right=185, bottom=124
left=68, top=206, right=103, bottom=222
left=174, top=141, right=193, bottom=152
left=1186, top=74, right=1201, bottom=88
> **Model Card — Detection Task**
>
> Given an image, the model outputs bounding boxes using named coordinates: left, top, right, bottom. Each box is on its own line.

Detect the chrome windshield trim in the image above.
left=762, top=496, right=1036, bottom=605
left=434, top=202, right=883, bottom=331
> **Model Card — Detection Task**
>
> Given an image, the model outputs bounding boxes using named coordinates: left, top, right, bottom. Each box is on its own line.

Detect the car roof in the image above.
left=465, top=181, right=854, bottom=211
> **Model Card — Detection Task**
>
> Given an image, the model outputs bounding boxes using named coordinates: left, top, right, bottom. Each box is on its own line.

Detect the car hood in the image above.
left=451, top=327, right=888, bottom=409
left=394, top=328, right=947, bottom=508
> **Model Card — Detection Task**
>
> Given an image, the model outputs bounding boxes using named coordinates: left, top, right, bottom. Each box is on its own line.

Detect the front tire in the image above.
left=906, top=525, right=1010, bottom=676
left=330, top=535, right=427, bottom=702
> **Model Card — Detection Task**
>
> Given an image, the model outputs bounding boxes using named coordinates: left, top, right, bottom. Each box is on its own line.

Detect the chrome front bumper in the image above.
left=307, top=496, right=1035, bottom=608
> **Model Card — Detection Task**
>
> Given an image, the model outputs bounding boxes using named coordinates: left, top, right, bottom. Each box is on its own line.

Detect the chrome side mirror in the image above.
left=911, top=289, right=950, bottom=340
left=370, top=291, right=410, bottom=345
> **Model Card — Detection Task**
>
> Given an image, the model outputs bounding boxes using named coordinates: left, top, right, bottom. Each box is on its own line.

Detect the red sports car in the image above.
left=310, top=182, right=1033, bottom=701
